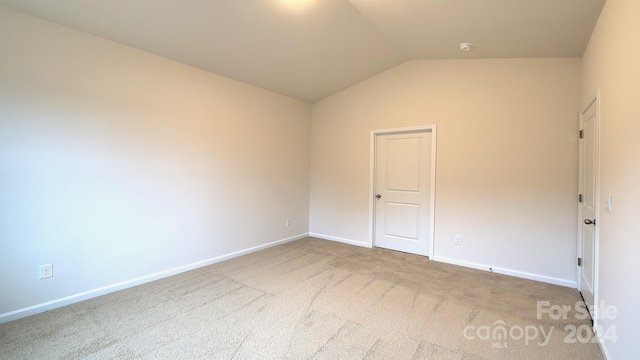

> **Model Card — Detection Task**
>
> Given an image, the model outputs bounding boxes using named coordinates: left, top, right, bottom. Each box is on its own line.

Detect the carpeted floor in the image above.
left=0, top=237, right=603, bottom=359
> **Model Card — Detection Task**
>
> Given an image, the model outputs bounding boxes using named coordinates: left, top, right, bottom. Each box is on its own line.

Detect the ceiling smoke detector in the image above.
left=459, top=43, right=474, bottom=51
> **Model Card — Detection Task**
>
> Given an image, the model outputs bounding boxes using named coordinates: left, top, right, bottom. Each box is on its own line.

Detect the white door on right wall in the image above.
left=579, top=93, right=599, bottom=323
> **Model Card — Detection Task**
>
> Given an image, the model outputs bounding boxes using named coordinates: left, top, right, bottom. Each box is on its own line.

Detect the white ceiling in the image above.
left=0, top=0, right=605, bottom=103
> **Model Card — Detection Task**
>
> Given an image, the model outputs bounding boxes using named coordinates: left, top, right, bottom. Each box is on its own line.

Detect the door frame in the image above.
left=368, top=125, right=437, bottom=257
left=577, top=89, right=600, bottom=325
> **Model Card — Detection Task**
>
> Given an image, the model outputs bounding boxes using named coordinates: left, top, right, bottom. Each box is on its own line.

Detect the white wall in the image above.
left=310, top=58, right=581, bottom=285
left=581, top=0, right=640, bottom=358
left=0, top=8, right=310, bottom=320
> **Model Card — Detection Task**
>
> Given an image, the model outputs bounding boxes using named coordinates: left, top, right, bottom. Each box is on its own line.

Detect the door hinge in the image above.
left=578, top=257, right=583, bottom=267
left=579, top=194, right=583, bottom=203
left=579, top=130, right=584, bottom=139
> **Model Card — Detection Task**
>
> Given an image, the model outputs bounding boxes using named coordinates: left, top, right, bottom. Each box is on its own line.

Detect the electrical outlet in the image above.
left=454, top=235, right=462, bottom=245
left=39, top=264, right=53, bottom=279
left=285, top=218, right=291, bottom=227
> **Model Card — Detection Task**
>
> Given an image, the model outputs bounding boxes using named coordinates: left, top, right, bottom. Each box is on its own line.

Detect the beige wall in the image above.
left=581, top=0, right=640, bottom=358
left=5, top=7, right=636, bottom=358
left=0, top=8, right=310, bottom=318
left=311, top=58, right=581, bottom=284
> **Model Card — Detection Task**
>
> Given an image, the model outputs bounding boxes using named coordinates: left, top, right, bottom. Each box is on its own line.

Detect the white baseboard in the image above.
left=0, top=233, right=308, bottom=324
left=596, top=331, right=612, bottom=360
left=306, top=235, right=576, bottom=288
left=433, top=255, right=577, bottom=288
left=309, top=232, right=371, bottom=248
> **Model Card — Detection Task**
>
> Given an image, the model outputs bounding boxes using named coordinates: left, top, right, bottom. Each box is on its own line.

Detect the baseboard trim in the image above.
left=0, top=233, right=308, bottom=324
left=596, top=330, right=612, bottom=360
left=309, top=232, right=371, bottom=248
left=305, top=236, right=577, bottom=288
left=433, top=256, right=578, bottom=288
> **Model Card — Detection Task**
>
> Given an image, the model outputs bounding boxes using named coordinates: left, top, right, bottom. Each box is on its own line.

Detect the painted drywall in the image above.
left=580, top=0, right=640, bottom=358
left=0, top=8, right=310, bottom=318
left=310, top=58, right=581, bottom=285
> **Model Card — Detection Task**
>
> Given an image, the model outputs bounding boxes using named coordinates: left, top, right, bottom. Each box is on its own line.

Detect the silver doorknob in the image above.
left=375, top=194, right=381, bottom=199
left=584, top=219, right=596, bottom=225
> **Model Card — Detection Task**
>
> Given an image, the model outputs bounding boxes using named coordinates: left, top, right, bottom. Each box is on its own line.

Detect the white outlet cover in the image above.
left=605, top=195, right=613, bottom=214
left=39, top=264, right=53, bottom=279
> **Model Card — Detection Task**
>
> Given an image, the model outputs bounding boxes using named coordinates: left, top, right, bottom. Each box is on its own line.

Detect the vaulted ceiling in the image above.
left=0, top=0, right=605, bottom=102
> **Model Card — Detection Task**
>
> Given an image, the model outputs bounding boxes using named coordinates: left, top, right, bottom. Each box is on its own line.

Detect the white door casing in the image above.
left=578, top=91, right=600, bottom=324
left=371, top=127, right=436, bottom=256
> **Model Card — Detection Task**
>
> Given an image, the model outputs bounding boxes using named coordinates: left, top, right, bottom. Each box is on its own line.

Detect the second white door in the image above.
left=374, top=130, right=433, bottom=256
left=579, top=95, right=599, bottom=321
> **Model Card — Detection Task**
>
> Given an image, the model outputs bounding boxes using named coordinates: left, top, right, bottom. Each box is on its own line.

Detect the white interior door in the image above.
left=374, top=130, right=433, bottom=256
left=579, top=94, right=599, bottom=322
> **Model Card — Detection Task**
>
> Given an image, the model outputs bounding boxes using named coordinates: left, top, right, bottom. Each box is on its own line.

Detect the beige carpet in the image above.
left=0, top=237, right=603, bottom=359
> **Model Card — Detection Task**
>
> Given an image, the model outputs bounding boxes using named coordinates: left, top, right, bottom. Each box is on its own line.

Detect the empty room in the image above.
left=0, top=1, right=637, bottom=359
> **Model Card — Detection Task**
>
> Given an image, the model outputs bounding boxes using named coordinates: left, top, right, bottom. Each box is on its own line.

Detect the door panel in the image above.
left=384, top=202, right=419, bottom=239
left=579, top=96, right=598, bottom=320
left=375, top=131, right=432, bottom=256
left=386, top=138, right=421, bottom=191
